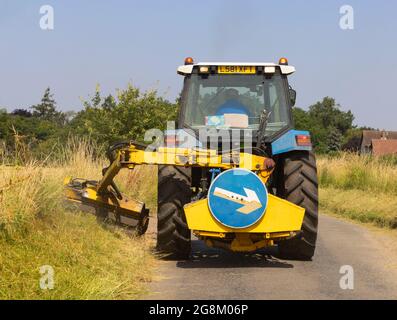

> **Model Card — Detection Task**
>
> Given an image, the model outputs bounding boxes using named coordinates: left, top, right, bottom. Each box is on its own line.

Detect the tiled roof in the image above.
left=371, top=139, right=397, bottom=156
left=361, top=130, right=397, bottom=147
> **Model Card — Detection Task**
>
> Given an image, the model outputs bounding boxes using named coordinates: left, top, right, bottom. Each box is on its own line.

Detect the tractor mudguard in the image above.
left=271, top=130, right=312, bottom=156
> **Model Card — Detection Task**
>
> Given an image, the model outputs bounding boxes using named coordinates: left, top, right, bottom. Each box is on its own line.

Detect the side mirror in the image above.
left=289, top=88, right=297, bottom=107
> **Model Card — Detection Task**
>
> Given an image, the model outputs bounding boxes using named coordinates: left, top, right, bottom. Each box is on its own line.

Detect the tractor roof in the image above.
left=177, top=61, right=296, bottom=76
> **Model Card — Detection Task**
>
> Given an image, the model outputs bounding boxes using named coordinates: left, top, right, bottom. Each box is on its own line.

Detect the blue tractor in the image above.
left=156, top=57, right=318, bottom=260
left=65, top=57, right=318, bottom=261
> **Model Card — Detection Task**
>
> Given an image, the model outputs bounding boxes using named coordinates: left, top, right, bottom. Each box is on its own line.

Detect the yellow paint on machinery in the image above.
left=184, top=194, right=304, bottom=234
left=125, top=146, right=273, bottom=176
left=64, top=143, right=275, bottom=215
left=64, top=142, right=304, bottom=251
left=184, top=194, right=305, bottom=251
left=64, top=177, right=145, bottom=218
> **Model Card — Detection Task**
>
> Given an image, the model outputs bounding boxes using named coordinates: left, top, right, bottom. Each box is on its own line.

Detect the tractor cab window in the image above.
left=181, top=71, right=291, bottom=136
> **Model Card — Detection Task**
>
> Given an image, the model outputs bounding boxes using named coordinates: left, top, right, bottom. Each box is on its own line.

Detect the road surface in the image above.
left=145, top=215, right=397, bottom=299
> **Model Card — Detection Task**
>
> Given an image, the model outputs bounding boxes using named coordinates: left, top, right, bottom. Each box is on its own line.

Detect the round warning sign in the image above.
left=208, top=168, right=268, bottom=229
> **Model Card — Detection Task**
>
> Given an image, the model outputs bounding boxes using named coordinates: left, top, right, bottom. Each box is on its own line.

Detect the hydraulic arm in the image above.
left=64, top=142, right=273, bottom=234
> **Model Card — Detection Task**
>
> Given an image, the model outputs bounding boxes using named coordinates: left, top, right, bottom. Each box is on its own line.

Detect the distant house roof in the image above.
left=361, top=130, right=397, bottom=148
left=371, top=139, right=397, bottom=156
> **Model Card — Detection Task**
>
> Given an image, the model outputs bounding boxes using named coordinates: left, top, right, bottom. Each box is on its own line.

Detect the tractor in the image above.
left=64, top=57, right=318, bottom=260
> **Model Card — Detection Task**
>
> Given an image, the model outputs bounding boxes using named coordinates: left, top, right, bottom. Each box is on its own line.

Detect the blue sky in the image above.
left=0, top=0, right=396, bottom=129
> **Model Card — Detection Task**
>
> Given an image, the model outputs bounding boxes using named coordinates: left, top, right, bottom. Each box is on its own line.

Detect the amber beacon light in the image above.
left=184, top=57, right=194, bottom=65
left=279, top=57, right=289, bottom=65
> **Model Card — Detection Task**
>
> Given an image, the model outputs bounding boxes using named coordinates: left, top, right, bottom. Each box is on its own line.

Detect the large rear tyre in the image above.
left=157, top=165, right=192, bottom=259
left=276, top=151, right=319, bottom=260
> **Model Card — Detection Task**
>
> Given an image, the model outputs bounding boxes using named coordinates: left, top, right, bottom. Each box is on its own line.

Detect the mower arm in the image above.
left=64, top=142, right=273, bottom=234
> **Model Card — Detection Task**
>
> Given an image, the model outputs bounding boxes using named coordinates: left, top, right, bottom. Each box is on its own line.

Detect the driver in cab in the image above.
left=215, top=88, right=251, bottom=117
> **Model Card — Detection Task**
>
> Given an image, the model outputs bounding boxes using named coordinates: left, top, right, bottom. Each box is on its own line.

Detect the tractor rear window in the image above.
left=181, top=72, right=291, bottom=136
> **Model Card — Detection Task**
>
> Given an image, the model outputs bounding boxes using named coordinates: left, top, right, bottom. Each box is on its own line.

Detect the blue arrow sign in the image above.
left=208, top=168, right=268, bottom=229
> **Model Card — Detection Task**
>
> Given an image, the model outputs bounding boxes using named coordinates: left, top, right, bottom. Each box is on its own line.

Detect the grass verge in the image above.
left=318, top=153, right=397, bottom=229
left=0, top=211, right=153, bottom=299
left=0, top=140, right=155, bottom=299
left=320, top=187, right=397, bottom=229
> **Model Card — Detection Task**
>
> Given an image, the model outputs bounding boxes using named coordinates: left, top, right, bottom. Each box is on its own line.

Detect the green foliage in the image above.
left=0, top=84, right=178, bottom=163
left=71, top=84, right=178, bottom=144
left=0, top=88, right=74, bottom=163
left=342, top=127, right=363, bottom=152
left=1, top=87, right=361, bottom=159
left=293, top=97, right=355, bottom=153
left=327, top=127, right=343, bottom=152
left=31, top=87, right=65, bottom=125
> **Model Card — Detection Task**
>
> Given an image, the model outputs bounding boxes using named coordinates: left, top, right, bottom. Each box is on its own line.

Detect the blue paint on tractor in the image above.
left=271, top=130, right=312, bottom=155
left=209, top=168, right=221, bottom=183
left=208, top=169, right=268, bottom=229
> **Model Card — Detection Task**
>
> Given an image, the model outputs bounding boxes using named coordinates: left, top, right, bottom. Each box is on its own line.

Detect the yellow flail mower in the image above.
left=65, top=58, right=319, bottom=260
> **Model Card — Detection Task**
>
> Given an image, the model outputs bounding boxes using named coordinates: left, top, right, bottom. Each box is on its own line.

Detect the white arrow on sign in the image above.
left=213, top=187, right=262, bottom=214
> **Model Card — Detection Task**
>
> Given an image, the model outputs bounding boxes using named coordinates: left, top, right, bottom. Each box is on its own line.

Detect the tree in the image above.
left=0, top=89, right=72, bottom=162
left=11, top=109, right=32, bottom=117
left=308, top=97, right=354, bottom=136
left=292, top=107, right=312, bottom=131
left=31, top=87, right=65, bottom=124
left=71, top=84, right=179, bottom=145
left=292, top=97, right=355, bottom=153
left=327, top=126, right=343, bottom=152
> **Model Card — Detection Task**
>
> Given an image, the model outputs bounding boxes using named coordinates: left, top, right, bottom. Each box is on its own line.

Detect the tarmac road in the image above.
left=145, top=214, right=397, bottom=300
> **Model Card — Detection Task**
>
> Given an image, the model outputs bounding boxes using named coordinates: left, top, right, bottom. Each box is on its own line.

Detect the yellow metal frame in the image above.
left=121, top=145, right=273, bottom=182
left=184, top=194, right=305, bottom=251
left=184, top=195, right=304, bottom=234
left=64, top=177, right=145, bottom=218
left=64, top=144, right=273, bottom=223
left=64, top=142, right=305, bottom=251
left=64, top=143, right=274, bottom=214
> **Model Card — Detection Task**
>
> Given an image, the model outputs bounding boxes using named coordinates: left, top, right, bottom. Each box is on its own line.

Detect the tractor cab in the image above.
left=177, top=58, right=297, bottom=144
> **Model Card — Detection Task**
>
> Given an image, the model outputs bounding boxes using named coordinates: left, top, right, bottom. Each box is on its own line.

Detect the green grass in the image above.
left=318, top=153, right=397, bottom=229
left=0, top=211, right=153, bottom=299
left=0, top=140, right=155, bottom=299
left=320, top=187, right=397, bottom=229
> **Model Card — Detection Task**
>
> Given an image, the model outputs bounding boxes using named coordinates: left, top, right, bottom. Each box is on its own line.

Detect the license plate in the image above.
left=218, top=66, right=256, bottom=74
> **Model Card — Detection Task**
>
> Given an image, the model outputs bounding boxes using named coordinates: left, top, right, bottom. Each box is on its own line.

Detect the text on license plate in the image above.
left=218, top=66, right=256, bottom=74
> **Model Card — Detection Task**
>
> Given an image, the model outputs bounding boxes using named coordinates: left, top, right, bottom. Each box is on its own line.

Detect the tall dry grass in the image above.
left=318, top=153, right=397, bottom=195
left=0, top=138, right=102, bottom=238
left=318, top=152, right=397, bottom=228
left=317, top=153, right=397, bottom=194
left=0, top=138, right=155, bottom=299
